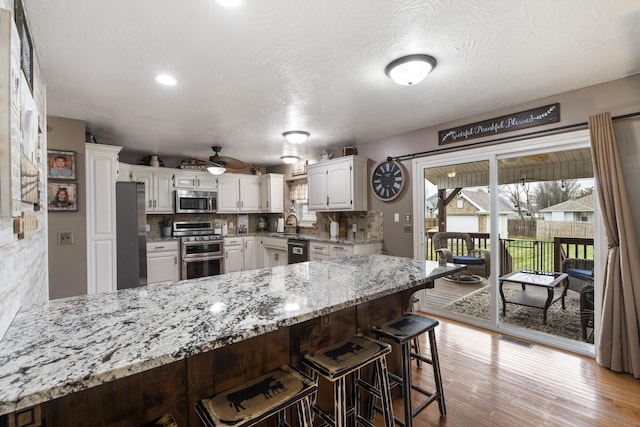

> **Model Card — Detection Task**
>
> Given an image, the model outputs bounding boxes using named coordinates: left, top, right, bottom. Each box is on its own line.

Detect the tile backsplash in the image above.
left=147, top=211, right=383, bottom=240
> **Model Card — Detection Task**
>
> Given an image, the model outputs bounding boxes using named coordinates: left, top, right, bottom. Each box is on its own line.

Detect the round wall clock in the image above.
left=371, top=158, right=405, bottom=201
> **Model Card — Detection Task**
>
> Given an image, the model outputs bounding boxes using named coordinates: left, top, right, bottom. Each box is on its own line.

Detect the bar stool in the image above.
left=140, top=414, right=178, bottom=427
left=409, top=296, right=421, bottom=368
left=371, top=314, right=445, bottom=427
left=196, top=364, right=317, bottom=427
left=303, top=334, right=395, bottom=427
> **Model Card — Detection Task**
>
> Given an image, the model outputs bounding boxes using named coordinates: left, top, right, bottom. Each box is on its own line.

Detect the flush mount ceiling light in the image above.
left=216, top=0, right=242, bottom=7
left=155, top=74, right=177, bottom=86
left=207, top=146, right=226, bottom=175
left=447, top=171, right=456, bottom=178
left=385, top=54, right=437, bottom=86
left=280, top=155, right=300, bottom=164
left=282, top=131, right=310, bottom=144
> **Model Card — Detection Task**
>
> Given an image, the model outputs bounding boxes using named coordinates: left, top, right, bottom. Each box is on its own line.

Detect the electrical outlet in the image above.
left=57, top=232, right=73, bottom=245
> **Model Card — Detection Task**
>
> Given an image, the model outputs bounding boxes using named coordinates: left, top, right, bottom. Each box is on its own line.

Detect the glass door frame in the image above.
left=412, top=129, right=600, bottom=356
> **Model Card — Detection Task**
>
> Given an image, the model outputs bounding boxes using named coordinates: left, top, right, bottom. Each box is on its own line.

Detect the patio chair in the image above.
left=561, top=258, right=594, bottom=341
left=432, top=232, right=490, bottom=283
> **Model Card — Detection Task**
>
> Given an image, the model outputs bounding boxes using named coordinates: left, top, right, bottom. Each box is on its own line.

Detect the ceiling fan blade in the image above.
left=523, top=154, right=549, bottom=162
left=218, top=156, right=250, bottom=173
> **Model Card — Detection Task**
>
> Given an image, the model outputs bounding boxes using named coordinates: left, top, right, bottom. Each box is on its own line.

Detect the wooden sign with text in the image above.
left=438, top=103, right=560, bottom=145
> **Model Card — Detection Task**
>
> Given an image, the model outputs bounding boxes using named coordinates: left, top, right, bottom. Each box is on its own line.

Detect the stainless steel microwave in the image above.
left=175, top=190, right=217, bottom=214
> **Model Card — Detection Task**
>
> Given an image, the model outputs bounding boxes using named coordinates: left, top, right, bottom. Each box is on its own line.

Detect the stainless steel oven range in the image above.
left=173, top=221, right=223, bottom=280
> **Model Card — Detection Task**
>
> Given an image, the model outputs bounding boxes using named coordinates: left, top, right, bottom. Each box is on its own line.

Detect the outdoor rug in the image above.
left=443, top=286, right=584, bottom=341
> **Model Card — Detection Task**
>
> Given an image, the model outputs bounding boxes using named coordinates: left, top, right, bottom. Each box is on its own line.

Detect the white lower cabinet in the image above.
left=146, top=240, right=180, bottom=284
left=224, top=236, right=260, bottom=273
left=329, top=244, right=354, bottom=259
left=243, top=236, right=260, bottom=270
left=329, top=242, right=382, bottom=259
left=224, top=237, right=244, bottom=273
left=310, top=242, right=330, bottom=261
left=261, top=236, right=288, bottom=267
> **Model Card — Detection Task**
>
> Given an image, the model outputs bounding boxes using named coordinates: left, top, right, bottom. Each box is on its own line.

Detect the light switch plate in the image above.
left=394, top=213, right=400, bottom=222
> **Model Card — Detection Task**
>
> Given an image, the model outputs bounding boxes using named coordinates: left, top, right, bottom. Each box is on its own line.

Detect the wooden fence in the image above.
left=508, top=219, right=594, bottom=241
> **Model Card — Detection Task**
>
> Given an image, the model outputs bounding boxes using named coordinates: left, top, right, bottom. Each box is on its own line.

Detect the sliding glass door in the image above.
left=413, top=130, right=597, bottom=354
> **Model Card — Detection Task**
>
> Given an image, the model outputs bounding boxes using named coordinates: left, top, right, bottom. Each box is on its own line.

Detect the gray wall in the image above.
left=353, top=74, right=640, bottom=258
left=47, top=117, right=88, bottom=299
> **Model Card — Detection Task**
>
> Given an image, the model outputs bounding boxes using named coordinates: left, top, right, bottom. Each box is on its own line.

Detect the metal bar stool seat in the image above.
left=303, top=334, right=395, bottom=427
left=372, top=314, right=446, bottom=427
left=196, top=364, right=317, bottom=427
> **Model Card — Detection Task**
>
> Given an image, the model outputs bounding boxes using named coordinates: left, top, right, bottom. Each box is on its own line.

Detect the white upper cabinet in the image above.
left=129, top=165, right=174, bottom=214
left=260, top=173, right=284, bottom=213
left=217, top=174, right=260, bottom=212
left=307, top=156, right=368, bottom=211
left=173, top=171, right=218, bottom=191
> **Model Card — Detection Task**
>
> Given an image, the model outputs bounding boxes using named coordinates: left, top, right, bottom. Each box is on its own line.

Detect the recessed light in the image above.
left=156, top=74, right=177, bottom=86
left=216, top=0, right=242, bottom=7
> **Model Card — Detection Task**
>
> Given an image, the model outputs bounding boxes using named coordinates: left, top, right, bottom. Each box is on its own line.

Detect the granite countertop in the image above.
left=231, top=232, right=383, bottom=245
left=0, top=255, right=461, bottom=415
left=146, top=236, right=180, bottom=243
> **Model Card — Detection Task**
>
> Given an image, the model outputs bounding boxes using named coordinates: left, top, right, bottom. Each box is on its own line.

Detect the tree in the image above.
left=533, top=180, right=581, bottom=209
left=580, top=186, right=594, bottom=197
left=500, top=182, right=533, bottom=219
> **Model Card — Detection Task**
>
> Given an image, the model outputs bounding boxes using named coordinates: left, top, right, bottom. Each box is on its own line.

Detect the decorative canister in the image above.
left=149, top=155, right=160, bottom=167
left=257, top=216, right=267, bottom=231
left=343, top=146, right=357, bottom=156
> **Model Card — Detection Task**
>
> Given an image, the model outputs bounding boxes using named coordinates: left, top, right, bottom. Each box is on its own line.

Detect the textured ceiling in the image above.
left=23, top=0, right=640, bottom=167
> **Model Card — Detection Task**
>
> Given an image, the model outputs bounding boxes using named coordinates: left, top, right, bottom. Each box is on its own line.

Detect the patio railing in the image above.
left=425, top=232, right=593, bottom=274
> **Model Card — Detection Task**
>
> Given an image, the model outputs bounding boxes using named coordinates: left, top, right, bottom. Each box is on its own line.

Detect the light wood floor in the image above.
left=375, top=316, right=640, bottom=426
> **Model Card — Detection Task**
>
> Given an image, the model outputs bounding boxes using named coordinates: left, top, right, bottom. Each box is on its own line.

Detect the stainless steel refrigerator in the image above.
left=116, top=181, right=148, bottom=289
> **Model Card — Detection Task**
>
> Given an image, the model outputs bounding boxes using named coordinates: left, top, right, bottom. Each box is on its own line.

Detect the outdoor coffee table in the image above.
left=499, top=270, right=570, bottom=325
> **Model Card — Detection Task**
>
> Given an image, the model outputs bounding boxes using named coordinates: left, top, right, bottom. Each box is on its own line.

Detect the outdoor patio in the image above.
left=421, top=234, right=594, bottom=343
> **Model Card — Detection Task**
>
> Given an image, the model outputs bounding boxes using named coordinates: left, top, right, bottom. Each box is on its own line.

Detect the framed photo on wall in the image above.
left=48, top=182, right=77, bottom=212
left=47, top=150, right=76, bottom=179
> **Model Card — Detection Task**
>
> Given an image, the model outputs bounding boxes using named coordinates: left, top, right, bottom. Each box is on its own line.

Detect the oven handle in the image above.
left=182, top=255, right=224, bottom=262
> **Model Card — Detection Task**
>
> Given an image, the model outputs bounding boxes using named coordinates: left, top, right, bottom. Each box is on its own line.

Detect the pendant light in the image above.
left=385, top=54, right=437, bottom=86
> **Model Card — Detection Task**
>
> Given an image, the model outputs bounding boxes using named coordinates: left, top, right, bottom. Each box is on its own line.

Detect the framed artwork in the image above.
left=47, top=150, right=76, bottom=179
left=48, top=182, right=77, bottom=212
left=14, top=0, right=33, bottom=91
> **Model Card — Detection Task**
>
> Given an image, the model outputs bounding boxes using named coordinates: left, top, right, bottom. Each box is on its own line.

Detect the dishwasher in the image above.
left=287, top=238, right=310, bottom=264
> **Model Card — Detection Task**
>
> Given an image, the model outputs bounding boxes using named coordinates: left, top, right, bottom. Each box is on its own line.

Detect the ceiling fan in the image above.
left=206, top=146, right=250, bottom=175
left=500, top=153, right=549, bottom=165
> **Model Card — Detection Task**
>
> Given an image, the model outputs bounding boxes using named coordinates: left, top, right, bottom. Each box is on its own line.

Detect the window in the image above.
left=289, top=180, right=316, bottom=225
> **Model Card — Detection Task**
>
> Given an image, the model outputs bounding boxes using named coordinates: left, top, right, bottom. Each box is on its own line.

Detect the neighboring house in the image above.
left=539, top=193, right=594, bottom=222
left=427, top=189, right=516, bottom=237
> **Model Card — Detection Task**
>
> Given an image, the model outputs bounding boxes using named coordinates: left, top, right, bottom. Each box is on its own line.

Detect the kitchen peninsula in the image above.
left=0, top=255, right=462, bottom=426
